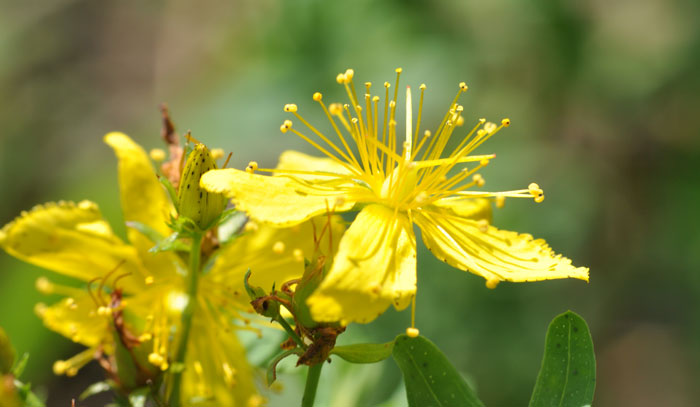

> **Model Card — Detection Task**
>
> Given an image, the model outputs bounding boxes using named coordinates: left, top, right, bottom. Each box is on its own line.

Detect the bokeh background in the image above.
left=1, top=0, right=699, bottom=406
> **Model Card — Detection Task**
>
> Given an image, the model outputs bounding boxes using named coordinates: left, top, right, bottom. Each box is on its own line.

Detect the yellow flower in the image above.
left=0, top=132, right=324, bottom=405
left=201, top=68, right=589, bottom=325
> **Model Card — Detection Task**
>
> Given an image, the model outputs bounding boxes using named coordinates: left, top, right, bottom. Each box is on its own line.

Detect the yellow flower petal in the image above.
left=432, top=197, right=492, bottom=221
left=38, top=293, right=109, bottom=348
left=182, top=307, right=257, bottom=406
left=0, top=201, right=146, bottom=288
left=415, top=209, right=589, bottom=283
left=203, top=216, right=345, bottom=309
left=104, top=132, right=178, bottom=276
left=307, top=204, right=416, bottom=324
left=201, top=168, right=355, bottom=227
left=277, top=150, right=353, bottom=179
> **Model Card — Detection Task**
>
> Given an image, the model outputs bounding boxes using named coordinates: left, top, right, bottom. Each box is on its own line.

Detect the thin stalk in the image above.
left=168, top=231, right=203, bottom=406
left=276, top=317, right=306, bottom=349
left=301, top=363, right=323, bottom=407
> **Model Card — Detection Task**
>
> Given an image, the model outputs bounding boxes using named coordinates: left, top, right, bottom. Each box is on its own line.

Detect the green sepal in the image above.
left=292, top=257, right=329, bottom=328
left=392, top=334, right=484, bottom=407
left=79, top=381, right=112, bottom=401
left=0, top=327, right=15, bottom=374
left=267, top=348, right=303, bottom=385
left=217, top=209, right=247, bottom=245
left=529, top=310, right=596, bottom=407
left=331, top=339, right=396, bottom=364
left=147, top=231, right=190, bottom=254
left=244, top=270, right=281, bottom=318
left=158, top=175, right=179, bottom=211
left=11, top=353, right=28, bottom=378
left=14, top=380, right=45, bottom=407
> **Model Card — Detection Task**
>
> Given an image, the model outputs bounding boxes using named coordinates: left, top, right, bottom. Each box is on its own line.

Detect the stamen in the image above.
left=246, top=161, right=258, bottom=174
left=149, top=148, right=166, bottom=162
left=404, top=86, right=413, bottom=161
left=272, top=241, right=285, bottom=254
left=210, top=148, right=225, bottom=160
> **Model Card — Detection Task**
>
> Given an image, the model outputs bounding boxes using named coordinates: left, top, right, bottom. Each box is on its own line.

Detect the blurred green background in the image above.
left=1, top=0, right=699, bottom=405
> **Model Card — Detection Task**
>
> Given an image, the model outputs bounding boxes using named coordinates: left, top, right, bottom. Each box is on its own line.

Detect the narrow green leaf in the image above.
left=529, top=310, right=596, bottom=407
left=392, top=334, right=484, bottom=407
left=331, top=340, right=395, bottom=364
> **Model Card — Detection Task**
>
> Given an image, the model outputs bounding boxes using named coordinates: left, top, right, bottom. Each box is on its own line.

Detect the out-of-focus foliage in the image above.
left=1, top=0, right=699, bottom=405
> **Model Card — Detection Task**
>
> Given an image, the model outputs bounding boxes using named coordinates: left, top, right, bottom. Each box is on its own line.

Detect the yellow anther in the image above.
left=480, top=159, right=490, bottom=166
left=97, top=306, right=111, bottom=316
left=415, top=191, right=429, bottom=205
left=210, top=148, right=225, bottom=160
left=66, top=367, right=78, bottom=377
left=389, top=100, right=396, bottom=108
left=420, top=83, right=426, bottom=90
left=496, top=196, right=506, bottom=208
left=248, top=395, right=267, bottom=407
left=148, top=352, right=164, bottom=366
left=160, top=361, right=169, bottom=371
left=246, top=161, right=258, bottom=174
left=486, top=278, right=500, bottom=289
left=455, top=105, right=464, bottom=112
left=424, top=130, right=431, bottom=138
left=139, top=333, right=152, bottom=342
left=372, top=95, right=380, bottom=102
left=479, top=117, right=486, bottom=124
left=223, top=362, right=237, bottom=387
left=280, top=119, right=293, bottom=133
left=272, top=241, right=285, bottom=254
left=484, top=122, right=497, bottom=133
left=313, top=92, right=322, bottom=101
left=477, top=219, right=489, bottom=233
left=35, top=277, right=53, bottom=294
left=53, top=360, right=67, bottom=375
left=501, top=118, right=511, bottom=127
left=329, top=103, right=343, bottom=115
left=384, top=81, right=391, bottom=88
left=34, top=302, right=47, bottom=317
left=365, top=81, right=372, bottom=87
left=244, top=221, right=258, bottom=232
left=293, top=248, right=304, bottom=262
left=477, top=129, right=487, bottom=137
left=395, top=67, right=403, bottom=73
left=149, top=148, right=166, bottom=162
left=344, top=69, right=354, bottom=80
left=283, top=104, right=298, bottom=113
left=534, top=194, right=545, bottom=203
left=65, top=297, right=76, bottom=307
left=528, top=182, right=541, bottom=192
left=406, top=327, right=420, bottom=338
left=473, top=174, right=485, bottom=187
left=456, top=116, right=465, bottom=126
left=336, top=73, right=346, bottom=84
left=459, top=82, right=468, bottom=91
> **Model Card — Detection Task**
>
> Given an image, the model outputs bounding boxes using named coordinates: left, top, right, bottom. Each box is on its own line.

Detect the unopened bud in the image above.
left=178, top=143, right=227, bottom=230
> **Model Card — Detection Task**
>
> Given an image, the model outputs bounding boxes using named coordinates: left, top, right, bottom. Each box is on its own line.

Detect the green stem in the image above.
left=168, top=232, right=203, bottom=406
left=301, top=363, right=323, bottom=407
left=276, top=317, right=306, bottom=349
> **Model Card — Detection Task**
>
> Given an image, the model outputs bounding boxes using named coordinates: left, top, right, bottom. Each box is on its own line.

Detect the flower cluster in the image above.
left=0, top=68, right=588, bottom=406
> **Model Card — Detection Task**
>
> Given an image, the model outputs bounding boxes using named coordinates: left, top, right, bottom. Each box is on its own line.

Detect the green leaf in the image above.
left=331, top=340, right=396, bottom=364
left=529, top=310, right=596, bottom=407
left=392, top=334, right=484, bottom=407
left=128, top=388, right=150, bottom=407
left=0, top=327, right=15, bottom=374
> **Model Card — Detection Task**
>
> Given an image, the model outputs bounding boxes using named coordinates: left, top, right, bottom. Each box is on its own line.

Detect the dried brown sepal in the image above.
left=296, top=326, right=345, bottom=366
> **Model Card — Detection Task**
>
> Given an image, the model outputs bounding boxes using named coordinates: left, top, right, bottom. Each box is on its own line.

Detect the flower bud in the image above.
left=177, top=143, right=227, bottom=229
